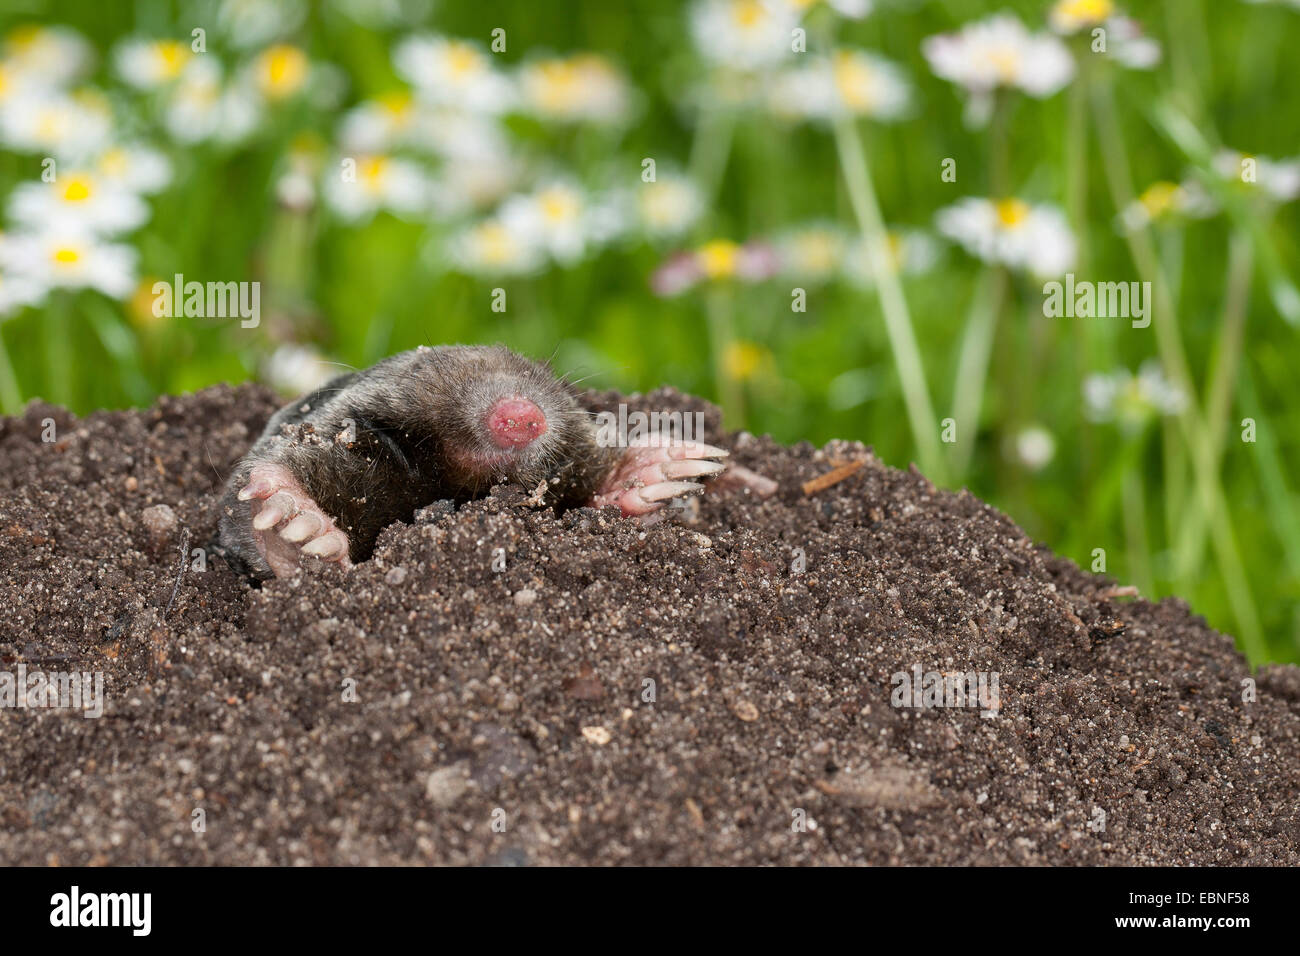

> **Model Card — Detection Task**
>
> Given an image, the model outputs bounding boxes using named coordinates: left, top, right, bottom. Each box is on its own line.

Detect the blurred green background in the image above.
left=1, top=0, right=1297, bottom=663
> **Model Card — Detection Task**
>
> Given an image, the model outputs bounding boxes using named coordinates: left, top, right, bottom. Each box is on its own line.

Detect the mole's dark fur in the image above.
left=218, top=345, right=622, bottom=580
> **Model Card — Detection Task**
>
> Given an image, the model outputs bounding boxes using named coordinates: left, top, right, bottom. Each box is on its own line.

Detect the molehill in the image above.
left=1, top=384, right=1297, bottom=865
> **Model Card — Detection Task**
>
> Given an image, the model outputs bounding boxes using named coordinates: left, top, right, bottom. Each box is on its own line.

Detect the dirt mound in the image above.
left=1, top=384, right=1296, bottom=865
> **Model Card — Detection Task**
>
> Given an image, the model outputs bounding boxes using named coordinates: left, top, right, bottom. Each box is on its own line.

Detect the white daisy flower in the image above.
left=768, top=48, right=910, bottom=122
left=9, top=171, right=150, bottom=236
left=0, top=229, right=137, bottom=299
left=936, top=197, right=1076, bottom=277
left=1084, top=360, right=1186, bottom=431
left=394, top=36, right=515, bottom=114
left=322, top=155, right=430, bottom=223
left=500, top=181, right=619, bottom=265
left=0, top=88, right=112, bottom=158
left=218, top=0, right=308, bottom=49
left=3, top=25, right=93, bottom=88
left=518, top=54, right=632, bottom=124
left=337, top=91, right=420, bottom=152
left=689, top=0, right=799, bottom=71
left=1213, top=150, right=1300, bottom=203
left=431, top=154, right=524, bottom=216
left=1118, top=179, right=1217, bottom=231
left=923, top=14, right=1074, bottom=122
left=262, top=343, right=335, bottom=396
left=113, top=38, right=194, bottom=90
left=449, top=218, right=545, bottom=276
left=0, top=261, right=46, bottom=317
left=842, top=227, right=941, bottom=286
left=1103, top=16, right=1161, bottom=69
left=630, top=173, right=705, bottom=238
left=246, top=44, right=311, bottom=102
left=274, top=141, right=321, bottom=211
left=91, top=144, right=173, bottom=194
left=1011, top=425, right=1056, bottom=470
left=163, top=58, right=261, bottom=145
left=407, top=107, right=512, bottom=163
left=772, top=222, right=849, bottom=282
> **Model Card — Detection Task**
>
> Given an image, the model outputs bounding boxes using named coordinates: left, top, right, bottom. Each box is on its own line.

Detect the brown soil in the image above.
left=1, top=384, right=1296, bottom=865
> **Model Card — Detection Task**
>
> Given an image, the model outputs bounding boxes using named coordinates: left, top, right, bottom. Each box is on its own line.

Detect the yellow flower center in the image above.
left=533, top=59, right=581, bottom=109
left=52, top=246, right=81, bottom=265
left=377, top=90, right=413, bottom=124
left=359, top=156, right=389, bottom=190
left=445, top=42, right=482, bottom=78
left=731, top=0, right=766, bottom=29
left=995, top=199, right=1030, bottom=228
left=36, top=106, right=65, bottom=138
left=793, top=232, right=838, bottom=272
left=987, top=48, right=1021, bottom=82
left=1055, top=0, right=1115, bottom=26
left=833, top=52, right=875, bottom=110
left=885, top=232, right=905, bottom=270
left=1139, top=181, right=1180, bottom=218
left=258, top=45, right=308, bottom=99
left=154, top=40, right=190, bottom=78
left=477, top=223, right=513, bottom=264
left=698, top=239, right=740, bottom=279
left=539, top=188, right=578, bottom=223
left=99, top=148, right=129, bottom=179
left=62, top=176, right=93, bottom=202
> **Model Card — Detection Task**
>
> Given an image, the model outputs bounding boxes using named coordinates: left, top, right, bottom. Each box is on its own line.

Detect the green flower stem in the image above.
left=1174, top=230, right=1254, bottom=579
left=688, top=103, right=736, bottom=208
left=0, top=324, right=22, bottom=414
left=705, top=284, right=743, bottom=425
left=951, top=266, right=1005, bottom=478
left=1092, top=74, right=1264, bottom=659
left=46, top=292, right=73, bottom=408
left=1121, top=465, right=1156, bottom=599
left=832, top=115, right=946, bottom=485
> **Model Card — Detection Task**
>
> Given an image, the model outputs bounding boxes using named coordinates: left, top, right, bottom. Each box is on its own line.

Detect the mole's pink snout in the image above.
left=487, top=396, right=548, bottom=449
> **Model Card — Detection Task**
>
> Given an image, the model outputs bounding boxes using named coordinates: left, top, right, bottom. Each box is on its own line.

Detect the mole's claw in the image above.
left=302, top=531, right=348, bottom=560
left=253, top=492, right=296, bottom=530
left=280, top=512, right=323, bottom=543
left=639, top=480, right=703, bottom=503
left=662, top=460, right=726, bottom=480
left=667, top=441, right=729, bottom=461
left=238, top=475, right=277, bottom=501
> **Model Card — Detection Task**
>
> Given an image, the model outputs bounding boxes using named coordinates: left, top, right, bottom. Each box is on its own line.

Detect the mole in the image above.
left=216, top=344, right=777, bottom=580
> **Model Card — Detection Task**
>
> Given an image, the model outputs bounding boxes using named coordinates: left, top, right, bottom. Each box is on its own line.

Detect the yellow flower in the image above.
left=129, top=277, right=167, bottom=328
left=254, top=44, right=308, bottom=100
left=1050, top=0, right=1115, bottom=34
left=698, top=239, right=740, bottom=279
left=1138, top=181, right=1179, bottom=219
left=723, top=341, right=768, bottom=382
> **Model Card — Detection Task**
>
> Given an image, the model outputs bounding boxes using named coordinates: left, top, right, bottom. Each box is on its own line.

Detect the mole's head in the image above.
left=420, top=345, right=586, bottom=492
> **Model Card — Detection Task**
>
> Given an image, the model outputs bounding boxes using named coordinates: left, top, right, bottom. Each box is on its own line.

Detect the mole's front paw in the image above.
left=237, top=463, right=352, bottom=578
left=590, top=438, right=730, bottom=517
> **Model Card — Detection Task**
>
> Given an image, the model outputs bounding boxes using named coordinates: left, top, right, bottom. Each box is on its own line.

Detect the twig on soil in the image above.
left=164, top=526, right=191, bottom=619
left=801, top=460, right=865, bottom=497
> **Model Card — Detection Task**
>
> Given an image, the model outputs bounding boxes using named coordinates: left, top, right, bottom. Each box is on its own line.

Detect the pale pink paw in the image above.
left=238, top=463, right=352, bottom=578
left=590, top=438, right=731, bottom=517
